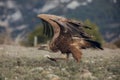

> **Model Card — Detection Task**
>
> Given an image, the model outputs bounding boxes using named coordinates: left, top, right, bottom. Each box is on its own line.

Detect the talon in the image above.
left=47, top=57, right=57, bottom=62
left=44, top=55, right=57, bottom=62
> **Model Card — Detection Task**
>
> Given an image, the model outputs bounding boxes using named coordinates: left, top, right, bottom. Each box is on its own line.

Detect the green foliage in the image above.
left=84, top=19, right=104, bottom=44
left=27, top=25, right=49, bottom=46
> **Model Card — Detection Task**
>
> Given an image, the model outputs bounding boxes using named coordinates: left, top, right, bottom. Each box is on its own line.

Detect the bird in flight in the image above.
left=37, top=14, right=103, bottom=62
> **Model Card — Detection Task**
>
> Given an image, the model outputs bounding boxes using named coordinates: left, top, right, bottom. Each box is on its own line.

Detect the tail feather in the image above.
left=85, top=39, right=104, bottom=50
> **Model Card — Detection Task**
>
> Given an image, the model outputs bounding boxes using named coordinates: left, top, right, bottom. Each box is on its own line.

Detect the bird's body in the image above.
left=38, top=14, right=103, bottom=62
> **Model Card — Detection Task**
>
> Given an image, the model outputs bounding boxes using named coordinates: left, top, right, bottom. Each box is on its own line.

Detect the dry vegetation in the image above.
left=0, top=45, right=120, bottom=80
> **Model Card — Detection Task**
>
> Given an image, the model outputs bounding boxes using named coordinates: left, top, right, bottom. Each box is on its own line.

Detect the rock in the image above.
left=51, top=77, right=60, bottom=80
left=47, top=74, right=60, bottom=80
left=81, top=69, right=92, bottom=78
left=30, top=67, right=44, bottom=72
left=80, top=69, right=97, bottom=80
left=41, top=70, right=51, bottom=75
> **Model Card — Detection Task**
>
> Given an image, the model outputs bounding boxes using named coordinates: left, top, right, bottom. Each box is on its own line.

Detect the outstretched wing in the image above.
left=49, top=18, right=103, bottom=50
left=40, top=14, right=92, bottom=39
left=50, top=19, right=92, bottom=39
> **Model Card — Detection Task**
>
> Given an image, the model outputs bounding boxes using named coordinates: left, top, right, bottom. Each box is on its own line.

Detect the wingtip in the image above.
left=100, top=47, right=104, bottom=50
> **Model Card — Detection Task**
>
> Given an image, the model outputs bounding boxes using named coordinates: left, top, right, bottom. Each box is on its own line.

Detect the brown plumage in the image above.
left=37, top=14, right=103, bottom=62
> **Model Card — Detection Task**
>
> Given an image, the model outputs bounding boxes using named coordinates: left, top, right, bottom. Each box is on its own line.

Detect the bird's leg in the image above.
left=65, top=53, right=69, bottom=62
left=69, top=45, right=82, bottom=63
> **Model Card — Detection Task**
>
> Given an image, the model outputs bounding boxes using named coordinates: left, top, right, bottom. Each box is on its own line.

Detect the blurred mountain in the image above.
left=0, top=0, right=120, bottom=43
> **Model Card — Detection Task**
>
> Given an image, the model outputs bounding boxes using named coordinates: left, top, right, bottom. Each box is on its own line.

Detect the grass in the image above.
left=0, top=55, right=120, bottom=80
left=0, top=45, right=120, bottom=80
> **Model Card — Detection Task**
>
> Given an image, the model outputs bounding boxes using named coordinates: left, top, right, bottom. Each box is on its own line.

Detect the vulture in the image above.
left=37, top=14, right=103, bottom=62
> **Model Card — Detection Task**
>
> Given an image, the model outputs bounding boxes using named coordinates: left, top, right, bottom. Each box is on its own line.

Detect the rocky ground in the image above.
left=0, top=45, right=120, bottom=80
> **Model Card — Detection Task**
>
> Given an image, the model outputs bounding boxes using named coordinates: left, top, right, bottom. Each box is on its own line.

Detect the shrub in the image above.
left=84, top=19, right=104, bottom=44
left=28, top=25, right=49, bottom=46
left=20, top=24, right=49, bottom=46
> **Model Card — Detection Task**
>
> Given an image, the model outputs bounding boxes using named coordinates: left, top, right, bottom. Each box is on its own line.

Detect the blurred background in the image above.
left=0, top=0, right=120, bottom=47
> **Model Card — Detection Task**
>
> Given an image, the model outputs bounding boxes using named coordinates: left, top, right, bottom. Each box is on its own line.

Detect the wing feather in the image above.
left=42, top=20, right=47, bottom=35
left=68, top=20, right=92, bottom=29
left=51, top=19, right=91, bottom=39
left=41, top=19, right=54, bottom=37
left=41, top=18, right=91, bottom=39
